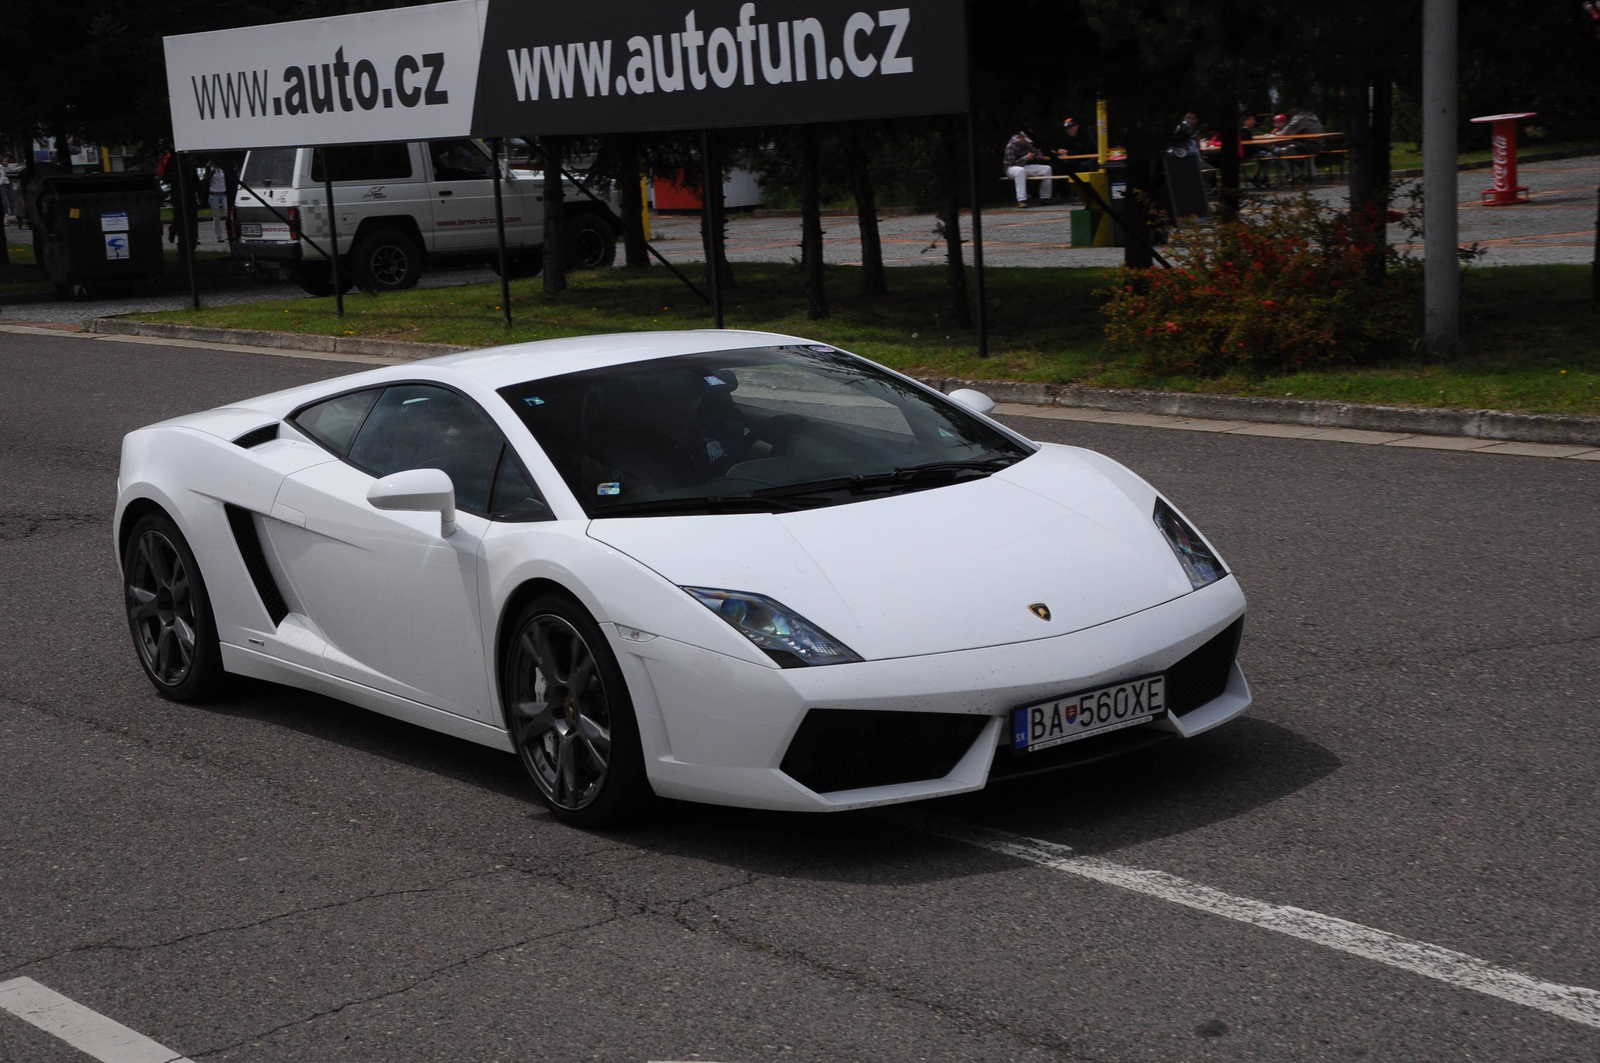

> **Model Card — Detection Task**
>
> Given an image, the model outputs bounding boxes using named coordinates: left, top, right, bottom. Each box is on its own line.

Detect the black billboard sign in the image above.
left=471, top=0, right=969, bottom=135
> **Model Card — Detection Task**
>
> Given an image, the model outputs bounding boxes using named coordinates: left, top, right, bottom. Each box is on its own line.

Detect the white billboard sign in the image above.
left=164, top=1, right=489, bottom=151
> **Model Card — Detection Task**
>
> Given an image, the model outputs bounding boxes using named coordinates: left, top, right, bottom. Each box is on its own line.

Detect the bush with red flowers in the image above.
left=1100, top=195, right=1420, bottom=377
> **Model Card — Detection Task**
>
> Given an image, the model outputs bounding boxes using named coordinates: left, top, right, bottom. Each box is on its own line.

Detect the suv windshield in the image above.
left=240, top=148, right=296, bottom=188
left=499, top=345, right=1032, bottom=517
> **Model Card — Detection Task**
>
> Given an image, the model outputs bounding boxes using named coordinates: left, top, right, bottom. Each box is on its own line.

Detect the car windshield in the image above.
left=499, top=345, right=1033, bottom=518
left=241, top=148, right=296, bottom=188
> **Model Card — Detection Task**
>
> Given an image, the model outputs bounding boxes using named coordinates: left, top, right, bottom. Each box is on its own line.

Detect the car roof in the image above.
left=418, top=329, right=820, bottom=389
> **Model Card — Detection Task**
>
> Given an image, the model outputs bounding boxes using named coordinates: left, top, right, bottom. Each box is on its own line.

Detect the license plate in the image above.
left=239, top=222, right=262, bottom=236
left=1012, top=674, right=1166, bottom=752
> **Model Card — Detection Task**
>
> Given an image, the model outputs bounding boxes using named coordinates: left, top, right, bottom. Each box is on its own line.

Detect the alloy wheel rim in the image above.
left=371, top=245, right=409, bottom=286
left=507, top=614, right=612, bottom=811
left=573, top=229, right=606, bottom=268
left=126, top=531, right=197, bottom=686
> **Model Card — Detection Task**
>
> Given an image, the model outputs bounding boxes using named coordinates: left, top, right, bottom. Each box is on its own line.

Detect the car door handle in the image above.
left=437, top=190, right=453, bottom=197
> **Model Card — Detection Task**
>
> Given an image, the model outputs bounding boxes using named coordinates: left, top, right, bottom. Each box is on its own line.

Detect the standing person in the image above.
left=204, top=162, right=228, bottom=243
left=0, top=156, right=13, bottom=223
left=1004, top=130, right=1052, bottom=207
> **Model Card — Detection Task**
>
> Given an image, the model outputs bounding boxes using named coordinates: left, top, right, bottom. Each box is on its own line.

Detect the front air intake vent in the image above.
left=780, top=709, right=987, bottom=794
left=232, top=424, right=279, bottom=449
left=1165, top=617, right=1244, bottom=717
left=224, top=504, right=288, bottom=625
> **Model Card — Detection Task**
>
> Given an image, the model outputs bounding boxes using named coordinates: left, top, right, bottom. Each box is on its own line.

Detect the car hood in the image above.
left=586, top=447, right=1195, bottom=662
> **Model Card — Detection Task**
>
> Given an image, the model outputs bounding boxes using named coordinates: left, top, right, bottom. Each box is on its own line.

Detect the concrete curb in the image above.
left=919, top=377, right=1600, bottom=447
left=83, top=317, right=1600, bottom=447
left=84, top=317, right=471, bottom=361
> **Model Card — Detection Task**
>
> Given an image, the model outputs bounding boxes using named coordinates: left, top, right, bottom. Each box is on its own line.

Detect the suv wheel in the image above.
left=566, top=213, right=617, bottom=270
left=351, top=227, right=423, bottom=292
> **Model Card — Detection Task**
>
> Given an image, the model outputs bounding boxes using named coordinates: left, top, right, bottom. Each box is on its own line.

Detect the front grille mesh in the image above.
left=780, top=709, right=987, bottom=794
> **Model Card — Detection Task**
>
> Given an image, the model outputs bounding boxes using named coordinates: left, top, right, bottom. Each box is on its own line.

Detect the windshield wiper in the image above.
left=752, top=456, right=1018, bottom=501
left=590, top=494, right=820, bottom=518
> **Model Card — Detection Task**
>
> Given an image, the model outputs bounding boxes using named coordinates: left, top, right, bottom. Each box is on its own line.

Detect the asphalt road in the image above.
left=1, top=331, right=1596, bottom=1062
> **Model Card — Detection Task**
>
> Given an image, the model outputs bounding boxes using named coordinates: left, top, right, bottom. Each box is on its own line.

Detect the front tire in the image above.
left=503, top=595, right=650, bottom=826
left=123, top=511, right=225, bottom=701
left=565, top=212, right=617, bottom=269
left=350, top=226, right=423, bottom=292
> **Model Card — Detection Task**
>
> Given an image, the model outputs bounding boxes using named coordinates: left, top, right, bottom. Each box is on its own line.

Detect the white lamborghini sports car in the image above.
left=115, top=330, right=1249, bottom=824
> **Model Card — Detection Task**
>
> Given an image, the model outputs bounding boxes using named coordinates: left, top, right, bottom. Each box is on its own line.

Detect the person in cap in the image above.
left=1003, top=130, right=1052, bottom=207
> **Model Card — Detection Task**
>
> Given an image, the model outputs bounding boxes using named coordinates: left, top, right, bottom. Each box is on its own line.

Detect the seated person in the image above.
left=1004, top=130, right=1052, bottom=207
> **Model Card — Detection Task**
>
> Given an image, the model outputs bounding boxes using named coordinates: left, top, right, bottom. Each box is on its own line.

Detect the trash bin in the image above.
left=32, top=172, right=164, bottom=297
left=1070, top=208, right=1103, bottom=247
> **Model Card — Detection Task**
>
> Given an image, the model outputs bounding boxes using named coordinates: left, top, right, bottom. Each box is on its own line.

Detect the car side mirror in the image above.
left=947, top=388, right=996, bottom=415
left=367, top=468, right=457, bottom=537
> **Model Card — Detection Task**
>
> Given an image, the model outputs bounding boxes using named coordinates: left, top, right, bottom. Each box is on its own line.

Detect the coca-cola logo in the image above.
left=1492, top=133, right=1510, bottom=192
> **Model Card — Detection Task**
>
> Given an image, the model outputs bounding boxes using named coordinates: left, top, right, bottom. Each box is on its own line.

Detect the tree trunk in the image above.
left=618, top=135, right=649, bottom=269
left=801, top=126, right=828, bottom=320
left=849, top=124, right=887, bottom=296
left=940, top=122, right=972, bottom=328
left=1218, top=103, right=1242, bottom=222
left=542, top=136, right=566, bottom=293
left=1123, top=152, right=1156, bottom=270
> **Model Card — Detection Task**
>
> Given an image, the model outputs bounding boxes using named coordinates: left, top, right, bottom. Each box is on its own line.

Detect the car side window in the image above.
left=291, top=388, right=382, bottom=456
left=489, top=450, right=553, bottom=522
left=347, top=385, right=504, bottom=514
left=428, top=139, right=495, bottom=182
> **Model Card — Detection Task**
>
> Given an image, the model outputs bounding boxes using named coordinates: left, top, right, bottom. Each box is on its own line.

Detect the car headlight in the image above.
left=683, top=587, right=862, bottom=668
left=1153, top=498, right=1226, bottom=589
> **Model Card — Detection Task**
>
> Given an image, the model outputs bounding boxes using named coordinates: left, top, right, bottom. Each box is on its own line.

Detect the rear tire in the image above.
left=503, top=594, right=650, bottom=827
left=565, top=212, right=617, bottom=269
left=123, top=511, right=225, bottom=702
left=350, top=227, right=423, bottom=292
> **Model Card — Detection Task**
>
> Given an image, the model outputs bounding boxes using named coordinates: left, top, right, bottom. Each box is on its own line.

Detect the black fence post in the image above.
left=175, top=153, right=200, bottom=310
left=965, top=111, right=988, bottom=358
left=322, top=163, right=344, bottom=318
left=492, top=137, right=512, bottom=329
left=700, top=128, right=724, bottom=329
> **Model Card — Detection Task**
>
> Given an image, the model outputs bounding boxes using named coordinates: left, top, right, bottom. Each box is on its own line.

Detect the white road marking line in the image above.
left=0, top=978, right=194, bottom=1063
left=923, top=821, right=1600, bottom=1030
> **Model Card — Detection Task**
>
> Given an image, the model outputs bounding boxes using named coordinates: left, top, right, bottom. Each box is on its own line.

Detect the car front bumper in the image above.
left=609, top=575, right=1249, bottom=812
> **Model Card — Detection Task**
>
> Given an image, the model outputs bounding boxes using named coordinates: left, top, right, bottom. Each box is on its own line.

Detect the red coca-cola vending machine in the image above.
left=1469, top=112, right=1535, bottom=206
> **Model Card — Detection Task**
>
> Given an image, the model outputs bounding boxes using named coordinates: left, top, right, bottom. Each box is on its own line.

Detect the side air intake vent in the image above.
left=224, top=504, right=288, bottom=625
left=232, top=424, right=279, bottom=449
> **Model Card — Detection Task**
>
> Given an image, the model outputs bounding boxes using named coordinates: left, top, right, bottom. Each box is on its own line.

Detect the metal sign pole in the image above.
left=175, top=153, right=200, bottom=310
left=700, top=128, right=724, bottom=329
left=491, top=137, right=512, bottom=329
left=322, top=164, right=344, bottom=318
left=965, top=111, right=988, bottom=358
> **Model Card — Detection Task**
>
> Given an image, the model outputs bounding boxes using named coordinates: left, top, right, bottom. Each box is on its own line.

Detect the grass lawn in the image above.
left=129, top=262, right=1599, bottom=416
left=1390, top=139, right=1600, bottom=172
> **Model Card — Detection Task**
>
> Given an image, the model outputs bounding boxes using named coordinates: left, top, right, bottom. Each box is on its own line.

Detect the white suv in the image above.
left=230, top=140, right=618, bottom=295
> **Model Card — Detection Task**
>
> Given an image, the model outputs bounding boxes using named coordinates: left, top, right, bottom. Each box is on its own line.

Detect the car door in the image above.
left=425, top=139, right=526, bottom=252
left=269, top=383, right=509, bottom=721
